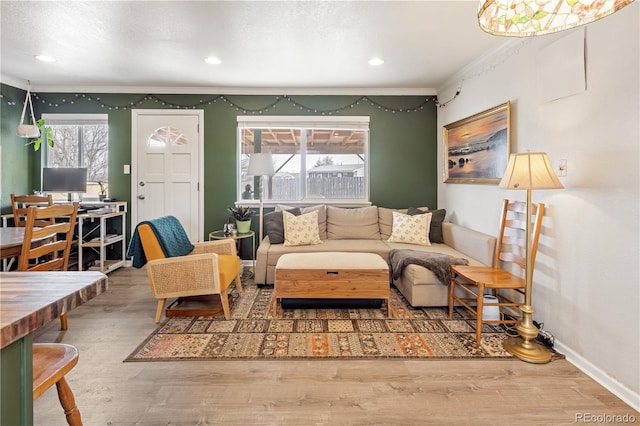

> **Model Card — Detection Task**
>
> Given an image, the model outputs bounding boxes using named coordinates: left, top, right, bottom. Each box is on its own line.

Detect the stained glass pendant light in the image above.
left=478, top=0, right=635, bottom=37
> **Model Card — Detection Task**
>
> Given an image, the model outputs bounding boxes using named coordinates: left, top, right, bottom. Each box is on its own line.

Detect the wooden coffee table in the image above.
left=273, top=252, right=392, bottom=317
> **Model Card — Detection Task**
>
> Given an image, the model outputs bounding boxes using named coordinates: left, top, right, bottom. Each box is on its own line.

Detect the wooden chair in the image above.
left=134, top=218, right=243, bottom=323
left=18, top=202, right=79, bottom=330
left=33, top=343, right=83, bottom=425
left=10, top=193, right=54, bottom=227
left=448, top=199, right=545, bottom=344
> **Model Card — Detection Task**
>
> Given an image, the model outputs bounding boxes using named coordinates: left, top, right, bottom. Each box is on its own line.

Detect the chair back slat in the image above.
left=11, top=193, right=54, bottom=227
left=498, top=252, right=526, bottom=269
left=493, top=199, right=545, bottom=277
left=18, top=202, right=79, bottom=272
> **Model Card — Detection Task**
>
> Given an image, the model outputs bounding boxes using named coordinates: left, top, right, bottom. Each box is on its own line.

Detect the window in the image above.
left=238, top=116, right=369, bottom=204
left=43, top=114, right=108, bottom=199
left=148, top=126, right=188, bottom=147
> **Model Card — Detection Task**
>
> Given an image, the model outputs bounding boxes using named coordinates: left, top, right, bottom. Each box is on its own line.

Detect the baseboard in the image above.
left=555, top=339, right=640, bottom=412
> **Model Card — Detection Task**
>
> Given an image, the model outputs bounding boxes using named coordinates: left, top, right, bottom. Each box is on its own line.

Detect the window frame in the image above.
left=237, top=116, right=371, bottom=206
left=42, top=113, right=109, bottom=199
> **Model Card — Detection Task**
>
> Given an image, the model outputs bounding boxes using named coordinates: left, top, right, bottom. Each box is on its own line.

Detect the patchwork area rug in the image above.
left=125, top=281, right=524, bottom=361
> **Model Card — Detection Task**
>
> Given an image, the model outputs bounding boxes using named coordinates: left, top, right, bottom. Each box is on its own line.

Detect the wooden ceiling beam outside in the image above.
left=241, top=128, right=365, bottom=155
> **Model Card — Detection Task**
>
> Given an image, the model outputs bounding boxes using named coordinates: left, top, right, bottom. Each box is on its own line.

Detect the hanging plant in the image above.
left=30, top=118, right=55, bottom=151
left=16, top=82, right=55, bottom=151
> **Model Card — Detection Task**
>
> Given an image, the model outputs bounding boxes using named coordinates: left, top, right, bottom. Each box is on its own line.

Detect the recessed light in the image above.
left=204, top=57, right=221, bottom=65
left=368, top=57, right=384, bottom=66
left=35, top=55, right=56, bottom=63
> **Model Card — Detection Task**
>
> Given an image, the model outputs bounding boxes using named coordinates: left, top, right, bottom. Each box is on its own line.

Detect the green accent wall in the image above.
left=1, top=85, right=438, bottom=241
left=0, top=85, right=32, bottom=210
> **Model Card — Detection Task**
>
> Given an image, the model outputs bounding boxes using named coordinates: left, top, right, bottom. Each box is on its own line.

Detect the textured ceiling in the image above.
left=0, top=1, right=507, bottom=93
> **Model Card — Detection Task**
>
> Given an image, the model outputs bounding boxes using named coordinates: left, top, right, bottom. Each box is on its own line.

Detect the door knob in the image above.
left=139, top=181, right=145, bottom=186
left=137, top=195, right=145, bottom=200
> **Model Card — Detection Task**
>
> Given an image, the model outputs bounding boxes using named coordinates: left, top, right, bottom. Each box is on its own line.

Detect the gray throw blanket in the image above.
left=389, top=249, right=469, bottom=285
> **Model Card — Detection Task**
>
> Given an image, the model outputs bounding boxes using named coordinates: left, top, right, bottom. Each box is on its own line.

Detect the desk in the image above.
left=2, top=201, right=127, bottom=273
left=0, top=271, right=108, bottom=426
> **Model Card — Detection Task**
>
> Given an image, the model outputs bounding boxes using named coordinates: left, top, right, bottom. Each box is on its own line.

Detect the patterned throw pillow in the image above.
left=264, top=208, right=301, bottom=244
left=283, top=210, right=323, bottom=247
left=387, top=211, right=432, bottom=246
left=407, top=207, right=446, bottom=244
left=277, top=204, right=327, bottom=239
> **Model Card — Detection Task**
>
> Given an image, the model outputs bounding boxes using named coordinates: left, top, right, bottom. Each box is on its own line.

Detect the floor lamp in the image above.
left=499, top=151, right=564, bottom=364
left=247, top=153, right=275, bottom=243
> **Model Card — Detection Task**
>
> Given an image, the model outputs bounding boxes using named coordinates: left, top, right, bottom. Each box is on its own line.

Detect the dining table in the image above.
left=0, top=226, right=26, bottom=260
left=0, top=271, right=108, bottom=426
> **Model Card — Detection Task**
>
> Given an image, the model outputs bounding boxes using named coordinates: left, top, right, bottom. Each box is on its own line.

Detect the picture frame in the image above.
left=443, top=101, right=511, bottom=184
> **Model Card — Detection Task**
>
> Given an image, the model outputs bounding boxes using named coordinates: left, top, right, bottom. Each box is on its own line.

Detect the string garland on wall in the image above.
left=436, top=38, right=532, bottom=108
left=1, top=38, right=530, bottom=113
left=0, top=92, right=437, bottom=115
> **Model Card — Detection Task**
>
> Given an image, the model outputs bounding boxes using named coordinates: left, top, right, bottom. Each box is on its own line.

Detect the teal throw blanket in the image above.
left=127, top=215, right=195, bottom=268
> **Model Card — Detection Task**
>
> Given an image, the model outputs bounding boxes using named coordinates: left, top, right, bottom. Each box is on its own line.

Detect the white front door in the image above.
left=131, top=110, right=204, bottom=241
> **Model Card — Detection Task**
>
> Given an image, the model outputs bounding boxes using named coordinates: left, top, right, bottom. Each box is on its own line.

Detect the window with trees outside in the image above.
left=238, top=116, right=370, bottom=204
left=43, top=114, right=109, bottom=200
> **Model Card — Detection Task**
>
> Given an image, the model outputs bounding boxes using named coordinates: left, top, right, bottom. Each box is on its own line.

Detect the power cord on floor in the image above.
left=499, top=314, right=555, bottom=349
left=535, top=321, right=555, bottom=349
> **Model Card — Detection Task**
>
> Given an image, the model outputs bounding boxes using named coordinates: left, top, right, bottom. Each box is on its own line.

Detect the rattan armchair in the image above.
left=136, top=222, right=243, bottom=323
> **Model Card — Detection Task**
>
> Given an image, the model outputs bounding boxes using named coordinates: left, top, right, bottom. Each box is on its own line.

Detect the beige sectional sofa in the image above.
left=255, top=205, right=497, bottom=307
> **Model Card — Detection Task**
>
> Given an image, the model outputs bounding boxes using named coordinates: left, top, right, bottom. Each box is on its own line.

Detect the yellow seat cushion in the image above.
left=217, top=254, right=241, bottom=291
left=138, top=224, right=166, bottom=261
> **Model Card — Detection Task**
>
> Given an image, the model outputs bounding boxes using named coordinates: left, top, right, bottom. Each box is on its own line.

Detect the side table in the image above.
left=209, top=230, right=255, bottom=277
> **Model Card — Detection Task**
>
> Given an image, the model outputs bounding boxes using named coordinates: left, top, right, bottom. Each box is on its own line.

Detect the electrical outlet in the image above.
left=557, top=159, right=567, bottom=177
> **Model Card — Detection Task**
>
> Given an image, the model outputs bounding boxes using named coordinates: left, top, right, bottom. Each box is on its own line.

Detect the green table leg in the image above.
left=1, top=334, right=33, bottom=426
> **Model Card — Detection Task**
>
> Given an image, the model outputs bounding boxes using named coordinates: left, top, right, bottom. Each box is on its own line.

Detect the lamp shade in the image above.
left=247, top=153, right=275, bottom=176
left=499, top=151, right=564, bottom=190
left=478, top=0, right=635, bottom=37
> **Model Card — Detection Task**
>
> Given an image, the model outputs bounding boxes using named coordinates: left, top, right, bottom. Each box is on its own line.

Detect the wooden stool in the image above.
left=33, top=343, right=83, bottom=425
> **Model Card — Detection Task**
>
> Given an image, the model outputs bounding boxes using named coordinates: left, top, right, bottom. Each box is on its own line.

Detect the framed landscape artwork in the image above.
left=443, top=101, right=511, bottom=184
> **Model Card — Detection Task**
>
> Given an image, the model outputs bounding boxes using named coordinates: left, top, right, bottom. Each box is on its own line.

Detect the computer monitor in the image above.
left=42, top=167, right=88, bottom=201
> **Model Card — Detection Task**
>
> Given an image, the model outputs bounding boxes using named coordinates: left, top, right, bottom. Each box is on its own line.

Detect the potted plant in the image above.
left=16, top=84, right=54, bottom=151
left=228, top=206, right=254, bottom=234
left=98, top=181, right=108, bottom=201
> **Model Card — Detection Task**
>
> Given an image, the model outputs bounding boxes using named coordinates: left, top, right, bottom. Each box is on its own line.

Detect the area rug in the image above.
left=124, top=280, right=528, bottom=362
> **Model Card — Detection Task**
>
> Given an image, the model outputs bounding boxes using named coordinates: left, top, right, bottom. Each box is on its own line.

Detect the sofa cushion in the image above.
left=379, top=207, right=429, bottom=240
left=266, top=239, right=391, bottom=267
left=327, top=206, right=380, bottom=240
left=283, top=210, right=323, bottom=247
left=388, top=211, right=432, bottom=246
left=264, top=208, right=301, bottom=244
left=277, top=204, right=327, bottom=239
left=408, top=207, right=446, bottom=244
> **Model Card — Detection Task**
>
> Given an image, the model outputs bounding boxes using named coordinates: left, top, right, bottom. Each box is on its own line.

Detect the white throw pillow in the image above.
left=387, top=211, right=432, bottom=246
left=283, top=210, right=323, bottom=247
left=277, top=204, right=327, bottom=239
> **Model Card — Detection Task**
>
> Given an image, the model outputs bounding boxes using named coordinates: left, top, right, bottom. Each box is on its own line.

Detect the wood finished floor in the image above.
left=33, top=267, right=639, bottom=425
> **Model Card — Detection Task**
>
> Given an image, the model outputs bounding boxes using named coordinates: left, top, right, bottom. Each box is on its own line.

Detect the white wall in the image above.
left=437, top=4, right=639, bottom=409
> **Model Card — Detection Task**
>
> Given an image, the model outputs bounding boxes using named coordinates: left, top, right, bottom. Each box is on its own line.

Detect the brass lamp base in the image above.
left=504, top=336, right=552, bottom=364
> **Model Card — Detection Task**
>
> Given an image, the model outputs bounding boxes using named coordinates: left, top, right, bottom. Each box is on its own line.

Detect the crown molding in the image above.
left=0, top=75, right=28, bottom=90
left=437, top=38, right=525, bottom=93
left=0, top=81, right=437, bottom=97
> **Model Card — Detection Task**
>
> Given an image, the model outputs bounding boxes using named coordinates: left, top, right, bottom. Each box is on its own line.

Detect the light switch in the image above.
left=124, top=164, right=130, bottom=175
left=557, top=159, right=567, bottom=177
